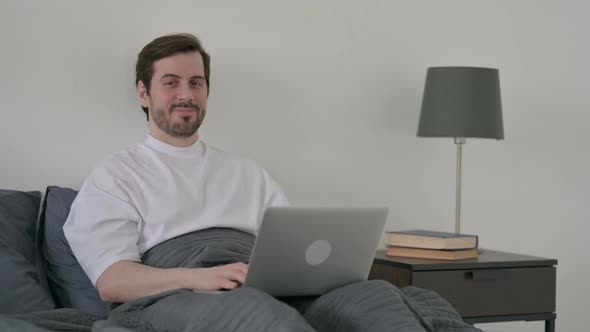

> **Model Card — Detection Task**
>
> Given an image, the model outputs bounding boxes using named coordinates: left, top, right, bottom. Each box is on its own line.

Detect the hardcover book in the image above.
left=385, top=230, right=478, bottom=250
left=386, top=246, right=479, bottom=260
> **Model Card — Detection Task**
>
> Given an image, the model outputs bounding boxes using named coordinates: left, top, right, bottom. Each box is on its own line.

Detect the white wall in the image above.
left=1, top=1, right=588, bottom=330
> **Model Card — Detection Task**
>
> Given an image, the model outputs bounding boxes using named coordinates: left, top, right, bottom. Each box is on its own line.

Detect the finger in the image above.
left=222, top=280, right=238, bottom=290
left=233, top=265, right=248, bottom=276
left=221, top=268, right=247, bottom=284
left=233, top=262, right=248, bottom=275
left=224, top=263, right=248, bottom=275
left=233, top=270, right=247, bottom=284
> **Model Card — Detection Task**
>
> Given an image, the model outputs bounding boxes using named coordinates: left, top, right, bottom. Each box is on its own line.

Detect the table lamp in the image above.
left=417, top=66, right=504, bottom=233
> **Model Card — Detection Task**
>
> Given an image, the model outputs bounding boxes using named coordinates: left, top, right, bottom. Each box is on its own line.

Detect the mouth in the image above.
left=171, top=107, right=198, bottom=116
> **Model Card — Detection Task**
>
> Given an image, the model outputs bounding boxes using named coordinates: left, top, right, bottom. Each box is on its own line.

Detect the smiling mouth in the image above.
left=172, top=107, right=198, bottom=115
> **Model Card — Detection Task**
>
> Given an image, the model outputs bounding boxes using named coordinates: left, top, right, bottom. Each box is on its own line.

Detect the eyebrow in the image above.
left=160, top=74, right=206, bottom=80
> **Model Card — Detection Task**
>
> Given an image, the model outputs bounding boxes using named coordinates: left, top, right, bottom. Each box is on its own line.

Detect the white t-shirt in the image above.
left=63, top=135, right=289, bottom=286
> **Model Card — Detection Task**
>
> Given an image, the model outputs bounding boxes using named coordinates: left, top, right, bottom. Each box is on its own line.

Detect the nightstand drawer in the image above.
left=412, top=266, right=556, bottom=317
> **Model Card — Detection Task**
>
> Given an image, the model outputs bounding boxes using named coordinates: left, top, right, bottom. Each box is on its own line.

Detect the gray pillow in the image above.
left=40, top=186, right=108, bottom=314
left=0, top=189, right=56, bottom=314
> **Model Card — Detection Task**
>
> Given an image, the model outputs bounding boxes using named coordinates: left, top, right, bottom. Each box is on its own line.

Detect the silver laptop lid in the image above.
left=243, top=207, right=389, bottom=296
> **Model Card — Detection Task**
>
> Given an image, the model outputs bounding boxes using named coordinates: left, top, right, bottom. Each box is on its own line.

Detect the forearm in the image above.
left=96, top=260, right=192, bottom=303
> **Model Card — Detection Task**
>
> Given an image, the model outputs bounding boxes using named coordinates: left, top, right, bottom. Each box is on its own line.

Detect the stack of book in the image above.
left=385, top=230, right=479, bottom=260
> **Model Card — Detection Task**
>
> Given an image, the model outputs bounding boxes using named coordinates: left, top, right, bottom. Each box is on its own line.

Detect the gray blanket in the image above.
left=0, top=228, right=481, bottom=332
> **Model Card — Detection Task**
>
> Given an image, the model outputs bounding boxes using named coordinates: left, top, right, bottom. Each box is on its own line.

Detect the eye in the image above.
left=191, top=80, right=204, bottom=87
left=163, top=81, right=177, bottom=87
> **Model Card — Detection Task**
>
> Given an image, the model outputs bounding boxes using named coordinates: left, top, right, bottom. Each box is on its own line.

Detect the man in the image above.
left=64, top=33, right=480, bottom=332
left=64, top=33, right=286, bottom=303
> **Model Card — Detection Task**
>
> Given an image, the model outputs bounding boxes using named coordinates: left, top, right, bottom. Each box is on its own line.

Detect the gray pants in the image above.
left=93, top=280, right=480, bottom=332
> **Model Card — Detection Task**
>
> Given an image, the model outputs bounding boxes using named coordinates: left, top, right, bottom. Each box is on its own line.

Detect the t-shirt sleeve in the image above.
left=262, top=168, right=290, bottom=208
left=63, top=167, right=141, bottom=286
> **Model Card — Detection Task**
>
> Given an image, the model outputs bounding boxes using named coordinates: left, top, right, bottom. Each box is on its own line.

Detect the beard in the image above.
left=151, top=102, right=206, bottom=138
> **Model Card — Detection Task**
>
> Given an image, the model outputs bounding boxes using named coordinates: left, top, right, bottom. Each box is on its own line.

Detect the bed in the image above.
left=0, top=187, right=481, bottom=331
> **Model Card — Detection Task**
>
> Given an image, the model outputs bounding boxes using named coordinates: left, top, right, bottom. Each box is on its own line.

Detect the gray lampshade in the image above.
left=417, top=67, right=504, bottom=139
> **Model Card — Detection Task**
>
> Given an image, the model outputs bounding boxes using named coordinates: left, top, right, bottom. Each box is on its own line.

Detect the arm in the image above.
left=65, top=168, right=247, bottom=303
left=96, top=260, right=248, bottom=303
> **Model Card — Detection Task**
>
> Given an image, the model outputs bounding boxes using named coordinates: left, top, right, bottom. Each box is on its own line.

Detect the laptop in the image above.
left=242, top=206, right=389, bottom=296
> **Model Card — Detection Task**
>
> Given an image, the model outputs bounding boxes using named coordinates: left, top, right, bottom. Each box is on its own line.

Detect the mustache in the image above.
left=171, top=102, right=200, bottom=111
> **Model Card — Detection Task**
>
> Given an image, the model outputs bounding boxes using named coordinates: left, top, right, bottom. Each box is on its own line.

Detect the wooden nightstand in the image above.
left=369, top=249, right=557, bottom=332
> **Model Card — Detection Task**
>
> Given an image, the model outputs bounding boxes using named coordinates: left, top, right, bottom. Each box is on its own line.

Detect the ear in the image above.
left=137, top=81, right=150, bottom=108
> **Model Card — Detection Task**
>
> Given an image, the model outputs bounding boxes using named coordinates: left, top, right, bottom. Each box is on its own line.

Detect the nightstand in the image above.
left=369, top=249, right=557, bottom=332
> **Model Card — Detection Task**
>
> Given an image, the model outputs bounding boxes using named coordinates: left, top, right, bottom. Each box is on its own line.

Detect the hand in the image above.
left=188, top=262, right=249, bottom=291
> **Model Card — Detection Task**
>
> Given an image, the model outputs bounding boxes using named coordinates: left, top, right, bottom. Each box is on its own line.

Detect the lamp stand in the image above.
left=454, top=137, right=466, bottom=233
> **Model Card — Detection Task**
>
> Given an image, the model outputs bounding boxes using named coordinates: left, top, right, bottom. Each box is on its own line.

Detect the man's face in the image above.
left=139, top=52, right=208, bottom=138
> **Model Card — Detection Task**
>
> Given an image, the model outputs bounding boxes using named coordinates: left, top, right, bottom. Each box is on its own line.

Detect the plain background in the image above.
left=1, top=1, right=588, bottom=331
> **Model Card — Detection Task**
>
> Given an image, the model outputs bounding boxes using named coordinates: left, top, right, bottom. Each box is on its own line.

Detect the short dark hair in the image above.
left=135, top=33, right=211, bottom=120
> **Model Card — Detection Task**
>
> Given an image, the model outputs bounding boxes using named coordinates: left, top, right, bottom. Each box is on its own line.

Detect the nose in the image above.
left=176, top=83, right=194, bottom=103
